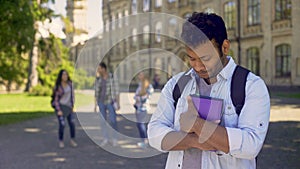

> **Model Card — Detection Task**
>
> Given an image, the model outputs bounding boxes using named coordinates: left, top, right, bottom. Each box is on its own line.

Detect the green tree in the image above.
left=0, top=0, right=57, bottom=92
left=73, top=68, right=95, bottom=90
left=0, top=49, right=28, bottom=91
left=0, top=0, right=35, bottom=91
left=0, top=0, right=77, bottom=93
left=37, top=34, right=74, bottom=89
left=0, top=0, right=35, bottom=54
left=25, top=0, right=57, bottom=91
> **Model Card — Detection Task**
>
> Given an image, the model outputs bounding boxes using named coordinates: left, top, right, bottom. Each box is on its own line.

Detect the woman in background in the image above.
left=53, top=69, right=77, bottom=148
left=134, top=71, right=154, bottom=148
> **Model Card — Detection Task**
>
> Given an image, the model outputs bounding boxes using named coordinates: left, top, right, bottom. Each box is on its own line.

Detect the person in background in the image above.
left=95, top=62, right=120, bottom=147
left=134, top=71, right=154, bottom=148
left=153, top=73, right=160, bottom=90
left=53, top=69, right=77, bottom=149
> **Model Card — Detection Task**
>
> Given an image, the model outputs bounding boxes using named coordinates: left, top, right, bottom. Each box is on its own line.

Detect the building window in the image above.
left=248, top=0, right=260, bottom=25
left=247, top=47, right=260, bottom=75
left=124, top=10, right=129, bottom=26
left=143, top=25, right=149, bottom=44
left=168, top=0, right=175, bottom=3
left=179, top=0, right=188, bottom=6
left=105, top=19, right=109, bottom=32
left=118, top=13, right=122, bottom=28
left=275, top=0, right=292, bottom=20
left=143, top=0, right=150, bottom=12
left=155, top=0, right=162, bottom=7
left=224, top=1, right=236, bottom=30
left=275, top=44, right=291, bottom=77
left=155, top=22, right=162, bottom=42
left=132, top=28, right=137, bottom=46
left=132, top=0, right=137, bottom=14
left=169, top=18, right=177, bottom=38
left=112, top=15, right=115, bottom=30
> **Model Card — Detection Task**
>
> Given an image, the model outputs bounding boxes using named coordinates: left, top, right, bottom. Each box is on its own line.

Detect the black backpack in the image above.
left=173, top=65, right=250, bottom=116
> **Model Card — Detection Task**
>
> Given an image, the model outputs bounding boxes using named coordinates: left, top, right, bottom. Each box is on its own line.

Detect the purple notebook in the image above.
left=190, top=95, right=223, bottom=122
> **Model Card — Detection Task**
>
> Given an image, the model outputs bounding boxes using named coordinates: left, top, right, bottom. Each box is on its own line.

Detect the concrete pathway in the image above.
left=1, top=92, right=300, bottom=169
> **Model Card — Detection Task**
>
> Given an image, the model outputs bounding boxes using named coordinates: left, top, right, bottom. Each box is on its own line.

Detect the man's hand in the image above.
left=94, top=105, right=98, bottom=112
left=115, top=102, right=120, bottom=110
left=179, top=96, right=200, bottom=133
left=189, top=133, right=216, bottom=151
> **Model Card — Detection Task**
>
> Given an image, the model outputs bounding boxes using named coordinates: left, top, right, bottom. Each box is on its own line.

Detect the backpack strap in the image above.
left=230, top=65, right=250, bottom=116
left=172, top=71, right=192, bottom=108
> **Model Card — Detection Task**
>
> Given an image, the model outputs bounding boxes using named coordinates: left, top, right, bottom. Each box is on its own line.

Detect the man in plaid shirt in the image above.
left=95, top=62, right=120, bottom=146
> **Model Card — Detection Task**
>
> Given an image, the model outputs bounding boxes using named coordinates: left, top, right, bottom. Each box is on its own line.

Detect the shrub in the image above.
left=29, top=84, right=52, bottom=96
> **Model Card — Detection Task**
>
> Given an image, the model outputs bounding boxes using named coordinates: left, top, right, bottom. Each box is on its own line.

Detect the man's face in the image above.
left=98, top=66, right=105, bottom=75
left=186, top=41, right=227, bottom=81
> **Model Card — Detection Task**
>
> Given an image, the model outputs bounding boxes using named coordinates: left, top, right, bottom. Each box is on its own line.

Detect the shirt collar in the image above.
left=185, top=68, right=194, bottom=76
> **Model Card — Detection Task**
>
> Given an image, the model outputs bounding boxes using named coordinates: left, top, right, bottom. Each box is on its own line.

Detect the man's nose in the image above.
left=194, top=60, right=206, bottom=71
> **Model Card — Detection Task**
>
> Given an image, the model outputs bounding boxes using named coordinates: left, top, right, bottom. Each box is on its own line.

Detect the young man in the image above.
left=148, top=12, right=270, bottom=169
left=95, top=62, right=120, bottom=146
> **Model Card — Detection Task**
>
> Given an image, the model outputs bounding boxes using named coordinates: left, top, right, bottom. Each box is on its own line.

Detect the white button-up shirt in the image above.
left=148, top=57, right=270, bottom=169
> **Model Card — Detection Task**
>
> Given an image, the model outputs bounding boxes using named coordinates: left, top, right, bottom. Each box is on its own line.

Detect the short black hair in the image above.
left=99, top=62, right=107, bottom=70
left=181, top=12, right=228, bottom=53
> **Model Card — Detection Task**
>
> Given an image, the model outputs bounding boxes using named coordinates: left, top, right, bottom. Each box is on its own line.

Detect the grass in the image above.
left=273, top=93, right=300, bottom=99
left=75, top=92, right=94, bottom=107
left=0, top=94, right=53, bottom=113
left=0, top=111, right=52, bottom=126
left=0, top=92, right=93, bottom=126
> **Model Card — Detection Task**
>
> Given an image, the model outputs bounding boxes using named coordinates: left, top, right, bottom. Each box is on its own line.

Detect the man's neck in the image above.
left=203, top=78, right=217, bottom=85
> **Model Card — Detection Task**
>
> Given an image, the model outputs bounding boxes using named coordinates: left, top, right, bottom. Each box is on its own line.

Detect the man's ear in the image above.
left=222, top=40, right=230, bottom=55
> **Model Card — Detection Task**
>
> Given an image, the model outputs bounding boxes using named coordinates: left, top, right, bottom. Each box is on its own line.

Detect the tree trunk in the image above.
left=6, top=80, right=12, bottom=92
left=25, top=32, right=39, bottom=92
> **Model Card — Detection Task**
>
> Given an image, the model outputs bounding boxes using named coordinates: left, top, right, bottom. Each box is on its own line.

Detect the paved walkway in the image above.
left=1, top=92, right=300, bottom=169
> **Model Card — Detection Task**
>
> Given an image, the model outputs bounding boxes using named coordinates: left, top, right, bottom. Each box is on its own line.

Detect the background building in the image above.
left=66, top=0, right=89, bottom=46
left=77, top=0, right=300, bottom=88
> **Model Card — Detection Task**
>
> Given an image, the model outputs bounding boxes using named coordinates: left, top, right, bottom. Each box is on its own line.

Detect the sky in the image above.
left=54, top=0, right=103, bottom=38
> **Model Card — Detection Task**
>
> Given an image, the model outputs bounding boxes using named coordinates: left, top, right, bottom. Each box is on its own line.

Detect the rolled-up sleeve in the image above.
left=226, top=127, right=243, bottom=153
left=227, top=78, right=270, bottom=159
left=148, top=75, right=179, bottom=152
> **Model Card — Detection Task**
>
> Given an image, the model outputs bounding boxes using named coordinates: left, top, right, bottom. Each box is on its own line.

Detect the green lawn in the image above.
left=273, top=92, right=300, bottom=99
left=0, top=92, right=93, bottom=126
